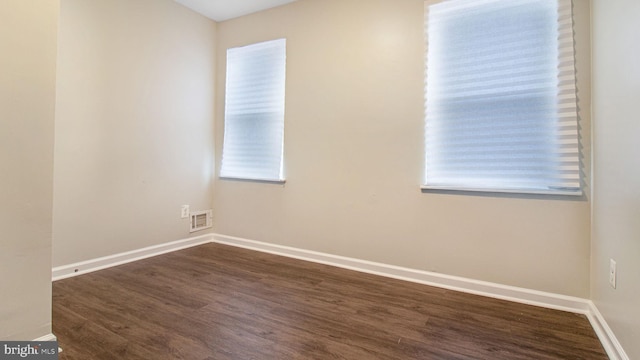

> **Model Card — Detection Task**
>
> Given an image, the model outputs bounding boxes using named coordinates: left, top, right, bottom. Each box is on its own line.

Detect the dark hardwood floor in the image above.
left=53, top=243, right=608, bottom=359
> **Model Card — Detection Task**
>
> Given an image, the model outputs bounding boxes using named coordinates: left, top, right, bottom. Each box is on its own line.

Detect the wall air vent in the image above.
left=190, top=210, right=212, bottom=233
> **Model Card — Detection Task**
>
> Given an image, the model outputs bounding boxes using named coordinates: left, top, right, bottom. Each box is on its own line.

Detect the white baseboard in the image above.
left=212, top=233, right=627, bottom=360
left=211, top=234, right=591, bottom=313
left=52, top=234, right=212, bottom=281
left=587, top=302, right=629, bottom=360
left=33, top=333, right=56, bottom=342
left=32, top=333, right=62, bottom=354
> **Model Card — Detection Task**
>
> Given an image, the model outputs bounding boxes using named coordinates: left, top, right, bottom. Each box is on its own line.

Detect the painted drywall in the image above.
left=213, top=0, right=592, bottom=297
left=591, top=0, right=640, bottom=358
left=53, top=0, right=217, bottom=266
left=0, top=0, right=58, bottom=340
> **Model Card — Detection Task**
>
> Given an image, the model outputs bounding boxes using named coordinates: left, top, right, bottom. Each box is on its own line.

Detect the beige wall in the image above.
left=53, top=0, right=217, bottom=266
left=0, top=0, right=58, bottom=340
left=592, top=0, right=640, bottom=358
left=214, top=0, right=592, bottom=297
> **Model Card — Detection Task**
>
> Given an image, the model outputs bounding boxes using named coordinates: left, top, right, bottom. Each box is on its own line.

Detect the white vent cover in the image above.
left=190, top=210, right=212, bottom=233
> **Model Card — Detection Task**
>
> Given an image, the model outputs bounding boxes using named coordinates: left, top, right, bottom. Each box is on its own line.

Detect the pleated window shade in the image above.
left=423, top=0, right=581, bottom=195
left=221, top=39, right=286, bottom=182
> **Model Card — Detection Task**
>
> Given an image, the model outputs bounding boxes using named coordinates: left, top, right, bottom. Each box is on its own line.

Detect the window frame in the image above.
left=422, top=0, right=582, bottom=196
left=219, top=38, right=287, bottom=183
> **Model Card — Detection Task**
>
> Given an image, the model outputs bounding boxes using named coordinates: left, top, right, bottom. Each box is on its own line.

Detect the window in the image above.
left=423, top=0, right=581, bottom=195
left=220, top=39, right=287, bottom=182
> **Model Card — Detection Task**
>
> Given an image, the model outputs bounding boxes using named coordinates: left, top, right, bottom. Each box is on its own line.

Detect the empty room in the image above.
left=1, top=0, right=638, bottom=359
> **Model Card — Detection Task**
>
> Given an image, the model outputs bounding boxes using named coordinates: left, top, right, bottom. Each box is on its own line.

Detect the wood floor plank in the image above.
left=53, top=243, right=608, bottom=359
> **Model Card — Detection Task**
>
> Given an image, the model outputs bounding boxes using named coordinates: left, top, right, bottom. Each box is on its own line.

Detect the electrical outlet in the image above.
left=181, top=205, right=190, bottom=219
left=609, top=259, right=617, bottom=289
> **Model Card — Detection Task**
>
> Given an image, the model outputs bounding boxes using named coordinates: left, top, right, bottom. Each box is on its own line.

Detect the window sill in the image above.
left=219, top=176, right=286, bottom=185
left=420, top=185, right=582, bottom=197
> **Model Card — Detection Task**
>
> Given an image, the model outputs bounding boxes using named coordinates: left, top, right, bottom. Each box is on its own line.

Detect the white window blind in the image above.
left=220, top=39, right=286, bottom=182
left=423, top=0, right=581, bottom=195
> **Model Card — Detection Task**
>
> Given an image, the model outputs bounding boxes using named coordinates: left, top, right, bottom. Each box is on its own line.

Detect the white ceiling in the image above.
left=174, top=0, right=298, bottom=22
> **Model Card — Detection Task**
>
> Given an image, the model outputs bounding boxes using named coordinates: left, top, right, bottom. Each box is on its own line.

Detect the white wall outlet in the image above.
left=609, top=258, right=617, bottom=289
left=181, top=205, right=190, bottom=219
